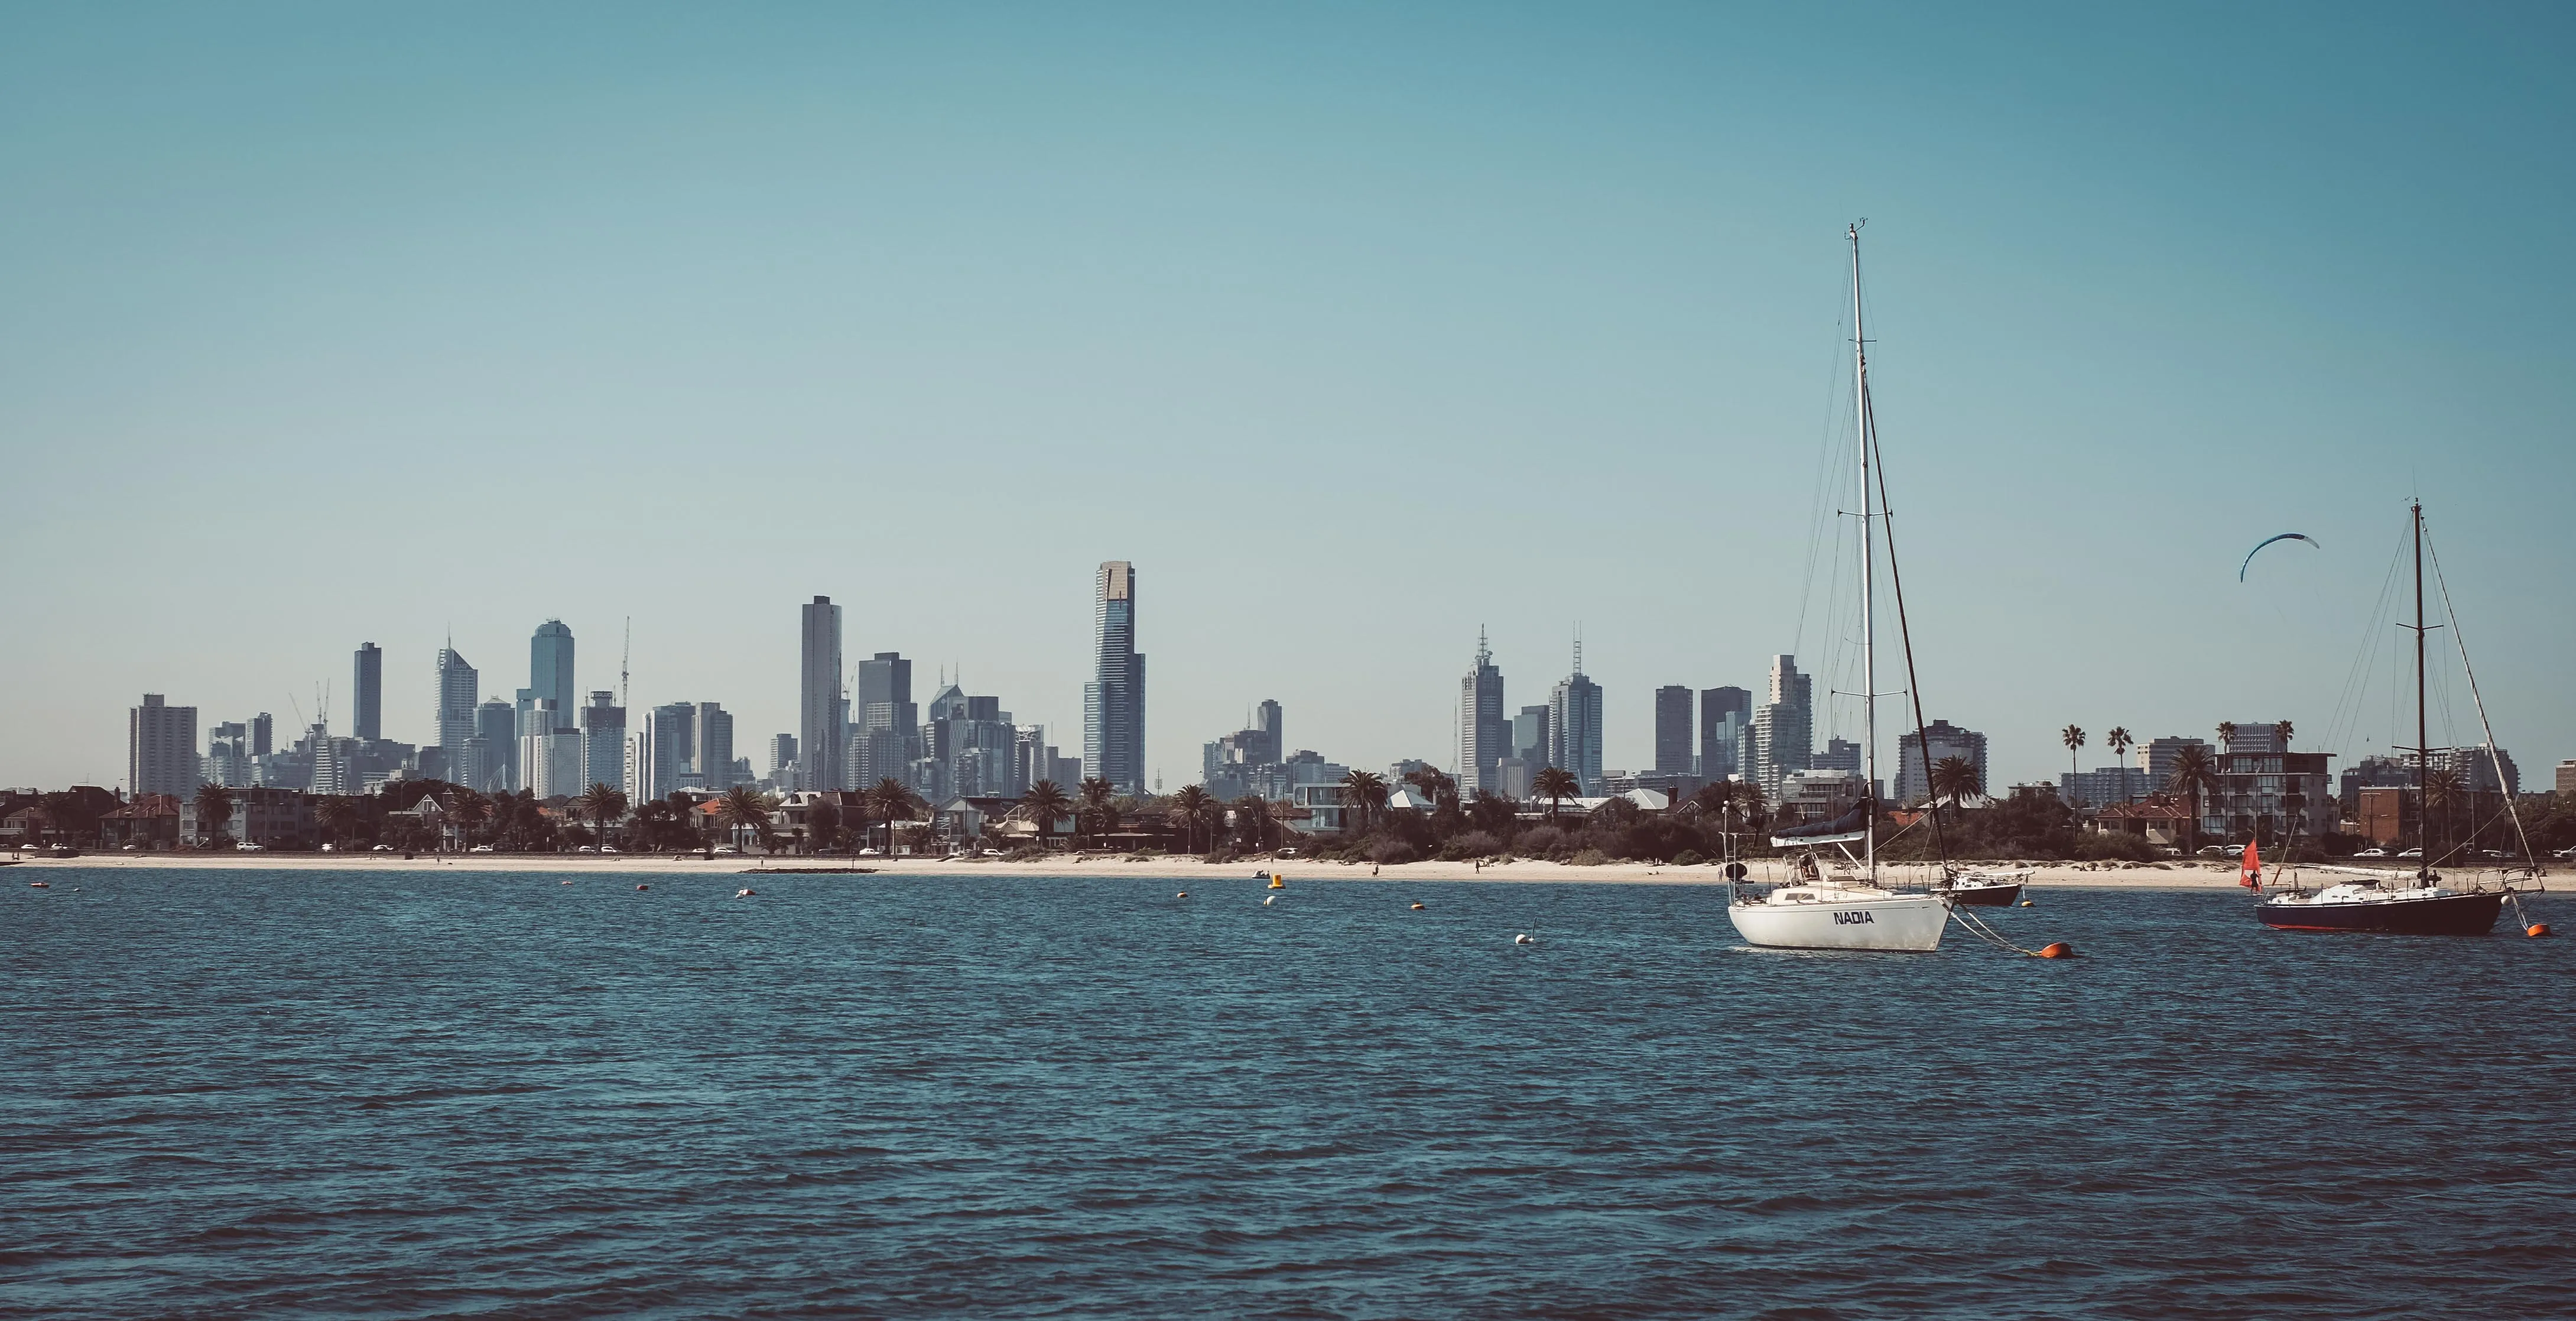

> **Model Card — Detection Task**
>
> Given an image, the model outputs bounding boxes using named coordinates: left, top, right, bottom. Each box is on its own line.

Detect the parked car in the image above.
left=714, top=845, right=739, bottom=855
left=2398, top=848, right=2423, bottom=858
left=600, top=846, right=619, bottom=854
left=577, top=845, right=597, bottom=853
left=2355, top=847, right=2388, bottom=858
left=470, top=844, right=495, bottom=853
left=236, top=842, right=265, bottom=851
left=371, top=844, right=394, bottom=852
left=858, top=847, right=883, bottom=858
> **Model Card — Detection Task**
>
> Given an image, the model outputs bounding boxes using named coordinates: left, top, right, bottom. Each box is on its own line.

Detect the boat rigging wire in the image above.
left=2421, top=517, right=2538, bottom=868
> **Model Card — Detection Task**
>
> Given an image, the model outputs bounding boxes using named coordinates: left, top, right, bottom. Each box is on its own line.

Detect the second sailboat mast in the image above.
left=1851, top=222, right=1876, bottom=880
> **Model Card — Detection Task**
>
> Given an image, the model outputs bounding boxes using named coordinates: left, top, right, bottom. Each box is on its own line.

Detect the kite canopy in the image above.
left=2239, top=532, right=2320, bottom=581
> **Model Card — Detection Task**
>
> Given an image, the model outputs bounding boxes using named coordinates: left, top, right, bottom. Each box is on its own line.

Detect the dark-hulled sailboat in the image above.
left=2256, top=500, right=2533, bottom=936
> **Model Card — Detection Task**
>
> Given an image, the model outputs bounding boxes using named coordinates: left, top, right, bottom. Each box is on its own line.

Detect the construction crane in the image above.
left=621, top=616, right=632, bottom=710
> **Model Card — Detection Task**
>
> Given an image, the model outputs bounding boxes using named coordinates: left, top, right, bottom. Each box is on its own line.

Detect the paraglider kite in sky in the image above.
left=2239, top=532, right=2320, bottom=582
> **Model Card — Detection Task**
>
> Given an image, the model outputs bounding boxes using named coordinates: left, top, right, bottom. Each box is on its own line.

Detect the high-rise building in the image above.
left=207, top=721, right=252, bottom=788
left=2138, top=736, right=2213, bottom=790
left=436, top=647, right=479, bottom=766
left=639, top=702, right=697, bottom=800
left=1751, top=655, right=1812, bottom=796
left=251, top=712, right=274, bottom=758
left=1459, top=631, right=1508, bottom=796
left=129, top=694, right=200, bottom=799
left=769, top=734, right=798, bottom=788
left=523, top=728, right=583, bottom=800
left=530, top=621, right=576, bottom=726
left=1083, top=561, right=1146, bottom=795
left=1513, top=705, right=1550, bottom=768
left=696, top=702, right=735, bottom=790
left=1548, top=641, right=1604, bottom=794
left=856, top=651, right=917, bottom=785
left=801, top=597, right=844, bottom=791
left=1700, top=686, right=1750, bottom=778
left=352, top=642, right=383, bottom=742
left=475, top=699, right=517, bottom=790
left=580, top=692, right=626, bottom=794
left=1654, top=686, right=1694, bottom=775
left=1894, top=719, right=1989, bottom=805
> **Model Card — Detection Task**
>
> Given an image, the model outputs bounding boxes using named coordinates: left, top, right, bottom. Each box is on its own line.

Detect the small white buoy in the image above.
left=561, top=879, right=574, bottom=885
left=1514, top=933, right=1534, bottom=945
left=736, top=887, right=756, bottom=897
left=1263, top=895, right=1276, bottom=905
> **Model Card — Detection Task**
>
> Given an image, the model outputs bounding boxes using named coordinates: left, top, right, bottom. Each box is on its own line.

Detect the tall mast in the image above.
left=1851, top=221, right=1876, bottom=880
left=2412, top=500, right=2428, bottom=882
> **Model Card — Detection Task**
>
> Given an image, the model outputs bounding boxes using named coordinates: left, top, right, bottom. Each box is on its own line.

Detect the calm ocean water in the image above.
left=3, top=869, right=2569, bottom=1319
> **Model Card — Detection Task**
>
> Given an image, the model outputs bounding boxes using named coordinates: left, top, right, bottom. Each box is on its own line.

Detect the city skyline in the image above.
left=6, top=7, right=2572, bottom=793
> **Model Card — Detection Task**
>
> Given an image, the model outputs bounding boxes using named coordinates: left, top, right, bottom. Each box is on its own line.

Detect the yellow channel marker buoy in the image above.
left=1268, top=875, right=1285, bottom=889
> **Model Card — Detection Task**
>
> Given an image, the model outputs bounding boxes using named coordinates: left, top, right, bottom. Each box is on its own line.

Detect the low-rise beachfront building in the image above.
left=99, top=794, right=183, bottom=849
left=178, top=787, right=317, bottom=849
left=2092, top=797, right=2190, bottom=848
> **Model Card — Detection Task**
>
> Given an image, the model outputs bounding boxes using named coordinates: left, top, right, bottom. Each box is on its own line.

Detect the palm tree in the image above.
left=2104, top=728, right=2135, bottom=801
left=2060, top=725, right=2087, bottom=789
left=2273, top=720, right=2293, bottom=749
left=192, top=784, right=235, bottom=846
left=1169, top=784, right=1214, bottom=853
left=2216, top=722, right=2237, bottom=752
left=1340, top=770, right=1389, bottom=834
left=870, top=777, right=925, bottom=853
left=1229, top=794, right=1276, bottom=852
left=1532, top=766, right=1580, bottom=825
left=1077, top=777, right=1116, bottom=848
left=1929, top=755, right=1982, bottom=820
left=2423, top=767, right=2464, bottom=864
left=2166, top=744, right=2222, bottom=853
left=579, top=783, right=628, bottom=851
left=1023, top=780, right=1072, bottom=852
left=315, top=796, right=362, bottom=851
left=716, top=785, right=771, bottom=853
left=1402, top=767, right=1457, bottom=812
left=447, top=789, right=492, bottom=851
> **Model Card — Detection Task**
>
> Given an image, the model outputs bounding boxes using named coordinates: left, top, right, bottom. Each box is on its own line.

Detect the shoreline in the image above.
left=0, top=851, right=2454, bottom=892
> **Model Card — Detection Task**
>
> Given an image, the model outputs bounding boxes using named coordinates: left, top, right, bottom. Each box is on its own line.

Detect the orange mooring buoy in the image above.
left=2037, top=942, right=2074, bottom=959
left=1176, top=891, right=1188, bottom=898
left=636, top=884, right=649, bottom=891
left=2527, top=923, right=2551, bottom=938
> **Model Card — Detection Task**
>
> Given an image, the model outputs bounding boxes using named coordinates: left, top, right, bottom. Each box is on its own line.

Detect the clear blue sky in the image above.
left=4, top=2, right=2571, bottom=793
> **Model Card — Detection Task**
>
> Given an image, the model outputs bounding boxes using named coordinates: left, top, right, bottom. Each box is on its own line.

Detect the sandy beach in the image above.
left=0, top=849, right=2409, bottom=891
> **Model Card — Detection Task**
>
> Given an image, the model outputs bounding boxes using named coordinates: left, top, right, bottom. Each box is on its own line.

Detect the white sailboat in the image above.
left=1729, top=223, right=1948, bottom=953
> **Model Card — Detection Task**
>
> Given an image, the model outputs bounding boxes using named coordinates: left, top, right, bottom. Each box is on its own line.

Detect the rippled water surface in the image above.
left=4, top=869, right=2570, bottom=1319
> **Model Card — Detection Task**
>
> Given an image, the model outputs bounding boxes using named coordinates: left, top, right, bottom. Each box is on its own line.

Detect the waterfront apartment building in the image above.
left=2138, top=736, right=2214, bottom=791
left=1548, top=647, right=1604, bottom=795
left=1460, top=632, right=1508, bottom=796
left=1894, top=719, right=1989, bottom=805
left=800, top=597, right=844, bottom=791
left=2062, top=765, right=2158, bottom=807
left=1700, top=686, right=1750, bottom=780
left=1084, top=561, right=1146, bottom=796
left=129, top=694, right=199, bottom=799
left=1750, top=655, right=1812, bottom=797
left=2559, top=760, right=2576, bottom=796
left=580, top=692, right=626, bottom=794
left=1654, top=686, right=1694, bottom=777
left=436, top=648, right=478, bottom=767
left=530, top=621, right=576, bottom=726
left=352, top=642, right=383, bottom=742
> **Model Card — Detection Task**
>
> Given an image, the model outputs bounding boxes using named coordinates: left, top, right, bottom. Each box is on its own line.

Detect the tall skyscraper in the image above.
left=1700, top=686, right=1751, bottom=778
left=581, top=692, right=627, bottom=793
left=1752, top=655, right=1812, bottom=796
left=856, top=651, right=916, bottom=785
left=1513, top=705, right=1550, bottom=768
left=1548, top=640, right=1604, bottom=794
left=207, top=721, right=251, bottom=788
left=530, top=621, right=576, bottom=727
left=352, top=642, right=383, bottom=742
left=769, top=733, right=798, bottom=788
left=436, top=647, right=479, bottom=765
left=250, top=712, right=274, bottom=758
left=1653, top=686, right=1695, bottom=775
left=696, top=702, right=735, bottom=790
left=638, top=702, right=699, bottom=800
left=129, top=694, right=199, bottom=799
left=1083, top=561, right=1146, bottom=794
left=475, top=699, right=517, bottom=790
left=800, top=596, right=843, bottom=791
left=1459, top=629, right=1508, bottom=796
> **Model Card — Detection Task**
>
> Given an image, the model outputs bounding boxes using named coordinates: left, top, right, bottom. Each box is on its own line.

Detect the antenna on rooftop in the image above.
left=621, top=616, right=631, bottom=709
left=1573, top=624, right=1584, bottom=676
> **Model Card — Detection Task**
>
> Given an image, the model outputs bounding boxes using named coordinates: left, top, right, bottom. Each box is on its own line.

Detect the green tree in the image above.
left=1340, top=770, right=1389, bottom=835
left=579, top=783, right=628, bottom=851
left=870, top=777, right=925, bottom=853
left=1928, top=755, right=1983, bottom=826
left=1022, top=780, right=1071, bottom=851
left=2216, top=722, right=2238, bottom=752
left=716, top=785, right=772, bottom=853
left=1169, top=784, right=1214, bottom=853
left=1077, top=777, right=1117, bottom=846
left=2104, top=728, right=2135, bottom=801
left=192, top=784, right=236, bottom=846
left=1531, top=766, right=1580, bottom=825
left=2166, top=744, right=2222, bottom=853
left=315, top=796, right=362, bottom=851
left=447, top=789, right=492, bottom=851
left=2060, top=725, right=2087, bottom=791
left=2273, top=720, right=2293, bottom=749
left=807, top=794, right=843, bottom=855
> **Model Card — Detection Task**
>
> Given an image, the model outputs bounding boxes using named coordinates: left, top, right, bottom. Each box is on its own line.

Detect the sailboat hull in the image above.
left=2256, top=890, right=2504, bottom=936
left=1729, top=893, right=1948, bottom=952
left=1940, top=881, right=2023, bottom=907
